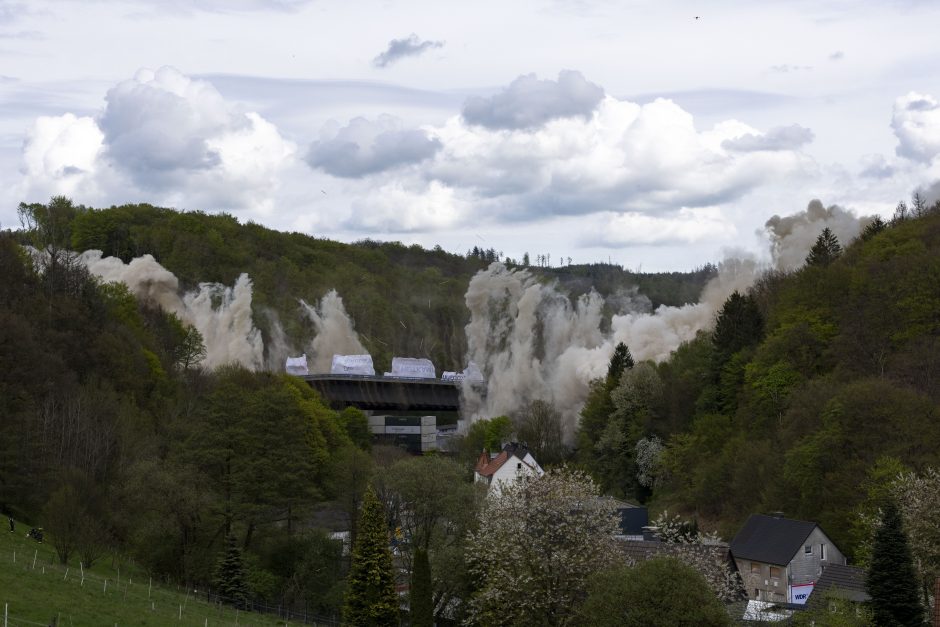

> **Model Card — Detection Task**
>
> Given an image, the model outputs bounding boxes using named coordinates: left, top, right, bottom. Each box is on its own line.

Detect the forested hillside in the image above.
left=12, top=198, right=714, bottom=373
left=577, top=209, right=940, bottom=558
left=0, top=198, right=717, bottom=620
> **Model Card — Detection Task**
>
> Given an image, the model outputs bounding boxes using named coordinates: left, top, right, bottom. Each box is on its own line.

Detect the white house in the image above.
left=473, top=442, right=544, bottom=496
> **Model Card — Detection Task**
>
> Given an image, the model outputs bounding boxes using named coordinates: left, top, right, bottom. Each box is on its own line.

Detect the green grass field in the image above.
left=0, top=518, right=295, bottom=626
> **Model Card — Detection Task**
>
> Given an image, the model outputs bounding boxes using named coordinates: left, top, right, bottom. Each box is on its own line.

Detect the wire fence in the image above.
left=1, top=545, right=341, bottom=626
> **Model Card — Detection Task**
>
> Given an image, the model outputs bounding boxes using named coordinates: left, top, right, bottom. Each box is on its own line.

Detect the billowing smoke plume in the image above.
left=79, top=250, right=265, bottom=370
left=462, top=258, right=759, bottom=438
left=300, top=290, right=367, bottom=373
left=765, top=199, right=874, bottom=270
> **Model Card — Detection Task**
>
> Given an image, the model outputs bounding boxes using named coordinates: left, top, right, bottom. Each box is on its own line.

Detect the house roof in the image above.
left=474, top=442, right=534, bottom=478
left=808, top=564, right=870, bottom=605
left=730, top=514, right=818, bottom=566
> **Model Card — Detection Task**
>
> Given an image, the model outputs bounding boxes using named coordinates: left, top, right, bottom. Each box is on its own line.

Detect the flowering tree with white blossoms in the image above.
left=465, top=467, right=620, bottom=627
left=892, top=468, right=940, bottom=595
left=651, top=511, right=744, bottom=602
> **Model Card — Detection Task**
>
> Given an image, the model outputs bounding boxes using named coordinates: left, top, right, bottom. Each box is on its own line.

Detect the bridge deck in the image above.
left=302, top=374, right=463, bottom=411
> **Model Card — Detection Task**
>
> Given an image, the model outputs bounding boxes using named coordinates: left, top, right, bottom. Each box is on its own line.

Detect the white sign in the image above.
left=285, top=354, right=309, bottom=375
left=790, top=583, right=814, bottom=605
left=331, top=354, right=376, bottom=376
left=390, top=357, right=436, bottom=379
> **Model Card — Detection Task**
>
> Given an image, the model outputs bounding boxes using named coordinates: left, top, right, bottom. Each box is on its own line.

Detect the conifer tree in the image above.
left=805, top=227, right=843, bottom=267
left=343, top=485, right=398, bottom=626
left=861, top=216, right=887, bottom=241
left=409, top=547, right=433, bottom=627
left=866, top=501, right=924, bottom=627
left=607, top=342, right=635, bottom=386
left=215, top=534, right=249, bottom=608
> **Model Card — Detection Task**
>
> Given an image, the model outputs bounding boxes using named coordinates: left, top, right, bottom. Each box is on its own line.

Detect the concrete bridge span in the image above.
left=302, top=374, right=463, bottom=412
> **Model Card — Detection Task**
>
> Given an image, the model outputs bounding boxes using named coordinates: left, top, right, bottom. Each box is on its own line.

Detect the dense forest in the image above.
left=4, top=195, right=940, bottom=622
left=0, top=197, right=715, bottom=620
left=10, top=198, right=713, bottom=375
left=576, top=204, right=940, bottom=561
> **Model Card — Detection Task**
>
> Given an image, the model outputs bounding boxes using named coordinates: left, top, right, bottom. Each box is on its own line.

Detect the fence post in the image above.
left=4, top=602, right=7, bottom=627
left=32, top=549, right=37, bottom=569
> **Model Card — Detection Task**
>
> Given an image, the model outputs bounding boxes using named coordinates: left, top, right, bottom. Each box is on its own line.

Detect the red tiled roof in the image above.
left=475, top=450, right=509, bottom=477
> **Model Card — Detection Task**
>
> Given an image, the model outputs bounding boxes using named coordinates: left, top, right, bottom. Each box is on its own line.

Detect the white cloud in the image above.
left=582, top=208, right=738, bottom=247
left=373, top=33, right=443, bottom=68
left=892, top=91, right=940, bottom=163
left=306, top=115, right=440, bottom=178
left=20, top=112, right=104, bottom=197
left=721, top=124, right=814, bottom=152
left=461, top=70, right=604, bottom=130
left=426, top=96, right=813, bottom=220
left=19, top=66, right=295, bottom=213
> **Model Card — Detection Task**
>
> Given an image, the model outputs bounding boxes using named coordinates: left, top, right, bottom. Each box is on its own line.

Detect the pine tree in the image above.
left=607, top=342, right=635, bottom=386
left=409, top=547, right=433, bottom=627
left=343, top=485, right=398, bottom=626
left=861, top=216, right=887, bottom=241
left=866, top=501, right=924, bottom=627
left=805, top=227, right=842, bottom=267
left=215, top=534, right=249, bottom=608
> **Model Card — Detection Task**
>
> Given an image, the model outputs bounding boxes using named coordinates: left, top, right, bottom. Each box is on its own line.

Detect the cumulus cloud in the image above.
left=372, top=33, right=443, bottom=68
left=583, top=208, right=737, bottom=247
left=721, top=124, right=814, bottom=152
left=859, top=153, right=895, bottom=179
left=306, top=115, right=441, bottom=178
left=892, top=91, right=940, bottom=162
left=426, top=96, right=812, bottom=222
left=461, top=70, right=604, bottom=130
left=20, top=66, right=295, bottom=213
left=20, top=113, right=104, bottom=197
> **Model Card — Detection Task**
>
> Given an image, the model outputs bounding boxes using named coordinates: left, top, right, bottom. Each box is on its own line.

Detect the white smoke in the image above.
left=764, top=199, right=874, bottom=270
left=78, top=250, right=265, bottom=370
left=300, top=289, right=367, bottom=374
left=463, top=198, right=876, bottom=437
left=461, top=258, right=760, bottom=438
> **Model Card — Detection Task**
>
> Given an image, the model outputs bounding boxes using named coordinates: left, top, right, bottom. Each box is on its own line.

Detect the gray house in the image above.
left=730, top=513, right=846, bottom=604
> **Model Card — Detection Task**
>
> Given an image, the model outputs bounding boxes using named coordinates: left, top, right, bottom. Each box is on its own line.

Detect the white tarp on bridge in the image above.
left=331, top=354, right=376, bottom=376
left=285, top=354, right=309, bottom=375
left=441, top=361, right=485, bottom=383
left=390, top=357, right=436, bottom=379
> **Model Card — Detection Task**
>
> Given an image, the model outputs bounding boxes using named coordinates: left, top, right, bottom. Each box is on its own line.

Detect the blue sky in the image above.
left=2, top=0, right=940, bottom=270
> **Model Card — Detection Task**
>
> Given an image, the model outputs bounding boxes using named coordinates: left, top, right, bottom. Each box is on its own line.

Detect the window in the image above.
left=750, top=562, right=761, bottom=574
left=770, top=566, right=782, bottom=579
left=804, top=545, right=813, bottom=555
left=820, top=543, right=828, bottom=560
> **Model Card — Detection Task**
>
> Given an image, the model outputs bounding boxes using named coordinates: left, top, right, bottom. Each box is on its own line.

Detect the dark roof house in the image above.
left=731, top=514, right=818, bottom=566
left=730, top=513, right=847, bottom=605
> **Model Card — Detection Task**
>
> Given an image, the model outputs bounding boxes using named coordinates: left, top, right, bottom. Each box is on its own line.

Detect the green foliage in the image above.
left=459, top=415, right=514, bottom=470
left=409, top=547, right=433, bottom=627
left=339, top=406, right=373, bottom=451
left=215, top=534, right=250, bottom=608
left=607, top=341, right=634, bottom=384
left=577, top=558, right=731, bottom=627
left=866, top=502, right=924, bottom=627
left=806, top=227, right=843, bottom=267
left=343, top=486, right=398, bottom=626
left=793, top=594, right=873, bottom=626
